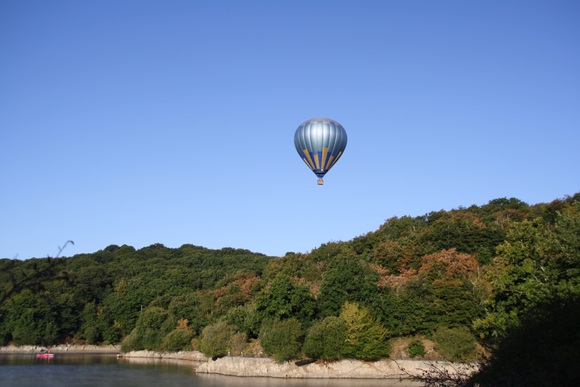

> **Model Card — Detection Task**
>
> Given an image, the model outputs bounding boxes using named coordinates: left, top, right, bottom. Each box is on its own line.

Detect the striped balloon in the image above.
left=294, top=118, right=348, bottom=185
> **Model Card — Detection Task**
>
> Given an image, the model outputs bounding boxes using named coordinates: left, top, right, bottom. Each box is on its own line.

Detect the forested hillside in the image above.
left=2, top=193, right=579, bottom=383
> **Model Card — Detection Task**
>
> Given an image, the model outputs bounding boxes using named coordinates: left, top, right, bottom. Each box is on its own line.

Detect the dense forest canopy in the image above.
left=1, top=193, right=579, bottom=383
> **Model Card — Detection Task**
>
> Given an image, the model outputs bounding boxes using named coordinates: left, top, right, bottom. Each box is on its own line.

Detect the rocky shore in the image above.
left=118, top=350, right=478, bottom=380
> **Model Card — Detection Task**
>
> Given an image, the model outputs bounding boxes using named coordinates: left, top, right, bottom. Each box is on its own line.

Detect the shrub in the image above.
left=408, top=339, right=426, bottom=358
left=198, top=321, right=238, bottom=358
left=161, top=328, right=195, bottom=351
left=433, top=327, right=477, bottom=362
left=302, top=316, right=347, bottom=360
left=259, top=318, right=303, bottom=362
left=228, top=331, right=248, bottom=356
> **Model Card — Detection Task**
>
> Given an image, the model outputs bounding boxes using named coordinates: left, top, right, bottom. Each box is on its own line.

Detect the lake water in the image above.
left=0, top=353, right=421, bottom=387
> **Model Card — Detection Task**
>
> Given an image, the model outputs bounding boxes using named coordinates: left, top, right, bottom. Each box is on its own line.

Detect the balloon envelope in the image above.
left=294, top=118, right=347, bottom=184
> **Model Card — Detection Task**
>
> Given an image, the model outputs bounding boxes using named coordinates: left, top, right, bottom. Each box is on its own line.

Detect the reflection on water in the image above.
left=196, top=374, right=421, bottom=387
left=0, top=353, right=197, bottom=387
left=117, top=355, right=201, bottom=370
left=0, top=352, right=120, bottom=365
left=0, top=354, right=421, bottom=387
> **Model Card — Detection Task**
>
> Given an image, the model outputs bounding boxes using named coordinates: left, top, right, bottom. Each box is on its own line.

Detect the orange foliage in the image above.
left=368, top=263, right=390, bottom=287
left=418, top=249, right=478, bottom=278
left=177, top=318, right=192, bottom=331
left=368, top=263, right=417, bottom=291
left=373, top=240, right=401, bottom=263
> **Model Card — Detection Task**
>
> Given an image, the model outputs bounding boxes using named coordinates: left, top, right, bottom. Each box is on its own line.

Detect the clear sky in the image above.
left=1, top=1, right=579, bottom=260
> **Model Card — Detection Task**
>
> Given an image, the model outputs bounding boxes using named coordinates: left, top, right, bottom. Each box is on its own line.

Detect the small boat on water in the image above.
left=36, top=353, right=54, bottom=359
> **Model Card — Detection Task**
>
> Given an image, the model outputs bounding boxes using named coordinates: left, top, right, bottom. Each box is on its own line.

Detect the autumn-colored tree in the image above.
left=416, top=249, right=483, bottom=328
left=340, top=301, right=390, bottom=360
left=418, top=249, right=478, bottom=281
left=419, top=211, right=503, bottom=264
left=209, top=274, right=262, bottom=318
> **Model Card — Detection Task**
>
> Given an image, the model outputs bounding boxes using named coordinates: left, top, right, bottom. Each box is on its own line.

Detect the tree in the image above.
left=340, top=301, right=390, bottom=360
left=223, top=303, right=261, bottom=338
left=259, top=318, right=303, bottom=362
left=161, top=319, right=195, bottom=351
left=121, top=306, right=170, bottom=352
left=417, top=249, right=483, bottom=328
left=198, top=321, right=238, bottom=358
left=0, top=241, right=73, bottom=306
left=542, top=202, right=580, bottom=283
left=79, top=302, right=104, bottom=344
left=256, top=275, right=316, bottom=325
left=302, top=316, right=346, bottom=360
left=470, top=297, right=580, bottom=386
left=373, top=239, right=425, bottom=274
left=475, top=204, right=580, bottom=343
left=317, top=259, right=380, bottom=318
left=1, top=289, right=62, bottom=346
left=419, top=211, right=502, bottom=264
left=474, top=219, right=553, bottom=340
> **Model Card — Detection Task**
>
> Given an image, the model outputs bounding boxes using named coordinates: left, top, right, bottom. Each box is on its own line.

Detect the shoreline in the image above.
left=0, top=344, right=120, bottom=354
left=1, top=346, right=477, bottom=380
left=118, top=350, right=478, bottom=380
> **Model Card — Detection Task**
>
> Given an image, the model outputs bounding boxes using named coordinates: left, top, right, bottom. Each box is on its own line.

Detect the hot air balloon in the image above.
left=294, top=117, right=348, bottom=185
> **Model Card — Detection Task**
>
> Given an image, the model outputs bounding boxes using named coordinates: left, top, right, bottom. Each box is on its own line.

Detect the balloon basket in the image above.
left=317, top=179, right=324, bottom=185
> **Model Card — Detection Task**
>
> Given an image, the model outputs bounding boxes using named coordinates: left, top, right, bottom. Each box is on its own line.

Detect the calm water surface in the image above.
left=0, top=353, right=421, bottom=387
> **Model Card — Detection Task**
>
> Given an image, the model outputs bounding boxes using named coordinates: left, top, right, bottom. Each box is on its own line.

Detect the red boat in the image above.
left=36, top=353, right=54, bottom=359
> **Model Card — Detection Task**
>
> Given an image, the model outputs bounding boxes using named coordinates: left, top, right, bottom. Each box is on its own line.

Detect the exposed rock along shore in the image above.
left=117, top=350, right=478, bottom=379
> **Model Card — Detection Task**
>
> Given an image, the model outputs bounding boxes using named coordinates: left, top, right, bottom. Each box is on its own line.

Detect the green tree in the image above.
left=79, top=302, right=106, bottom=344
left=2, top=289, right=59, bottom=345
left=302, top=316, right=347, bottom=360
left=542, top=202, right=580, bottom=284
left=198, top=321, right=238, bottom=358
left=318, top=259, right=380, bottom=318
left=474, top=219, right=553, bottom=340
left=259, top=318, right=303, bottom=362
left=256, top=275, right=316, bottom=325
left=161, top=327, right=194, bottom=351
left=223, top=303, right=261, bottom=338
left=121, top=306, right=170, bottom=351
left=102, top=278, right=152, bottom=337
left=470, top=298, right=580, bottom=386
left=475, top=204, right=580, bottom=342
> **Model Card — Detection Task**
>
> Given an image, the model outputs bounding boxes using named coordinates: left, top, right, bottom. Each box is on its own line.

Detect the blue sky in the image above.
left=1, top=1, right=579, bottom=260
